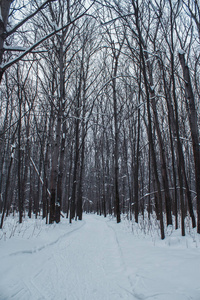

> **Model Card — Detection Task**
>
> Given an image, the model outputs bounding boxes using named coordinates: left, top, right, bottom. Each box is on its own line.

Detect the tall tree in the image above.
left=179, top=52, right=200, bottom=233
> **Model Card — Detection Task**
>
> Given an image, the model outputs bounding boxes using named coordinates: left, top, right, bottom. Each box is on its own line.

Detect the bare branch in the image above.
left=0, top=2, right=94, bottom=75
left=6, top=0, right=56, bottom=38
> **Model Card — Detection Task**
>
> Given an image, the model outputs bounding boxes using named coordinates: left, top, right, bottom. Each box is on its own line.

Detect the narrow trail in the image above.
left=0, top=215, right=136, bottom=300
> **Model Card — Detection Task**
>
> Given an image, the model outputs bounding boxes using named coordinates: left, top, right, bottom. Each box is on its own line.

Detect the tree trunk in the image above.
left=56, top=121, right=66, bottom=223
left=113, top=57, right=121, bottom=223
left=17, top=69, right=23, bottom=224
left=145, top=58, right=172, bottom=227
left=179, top=52, right=200, bottom=233
left=0, top=0, right=12, bottom=80
left=0, top=138, right=15, bottom=228
left=140, top=43, right=165, bottom=239
left=49, top=110, right=62, bottom=224
left=134, top=102, right=140, bottom=223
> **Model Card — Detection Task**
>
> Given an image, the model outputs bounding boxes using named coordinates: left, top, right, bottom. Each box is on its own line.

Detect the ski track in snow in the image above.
left=0, top=216, right=135, bottom=300
left=8, top=220, right=86, bottom=257
left=0, top=214, right=200, bottom=300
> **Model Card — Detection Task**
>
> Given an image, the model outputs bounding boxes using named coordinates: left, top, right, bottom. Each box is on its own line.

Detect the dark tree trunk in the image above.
left=0, top=1, right=12, bottom=66
left=112, top=54, right=121, bottom=223
left=56, top=121, right=66, bottom=223
left=140, top=41, right=165, bottom=239
left=49, top=110, right=62, bottom=224
left=17, top=72, right=23, bottom=224
left=179, top=52, right=200, bottom=233
left=0, top=139, right=15, bottom=228
left=134, top=106, right=140, bottom=223
left=70, top=118, right=79, bottom=223
left=146, top=58, right=172, bottom=227
left=76, top=134, right=84, bottom=221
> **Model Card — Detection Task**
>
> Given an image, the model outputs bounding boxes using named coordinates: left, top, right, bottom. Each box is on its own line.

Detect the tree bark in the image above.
left=113, top=56, right=121, bottom=223
left=179, top=52, right=200, bottom=233
left=136, top=17, right=165, bottom=238
left=49, top=110, right=62, bottom=224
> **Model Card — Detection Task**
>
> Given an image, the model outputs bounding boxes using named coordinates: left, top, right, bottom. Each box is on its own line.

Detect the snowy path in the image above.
left=0, top=214, right=200, bottom=300
left=0, top=215, right=135, bottom=300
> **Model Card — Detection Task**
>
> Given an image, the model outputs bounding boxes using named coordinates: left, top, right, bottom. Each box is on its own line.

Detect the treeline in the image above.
left=0, top=0, right=199, bottom=239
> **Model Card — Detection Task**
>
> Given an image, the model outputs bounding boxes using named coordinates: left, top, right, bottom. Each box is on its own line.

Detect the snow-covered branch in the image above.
left=6, top=0, right=56, bottom=38
left=0, top=2, right=94, bottom=75
left=30, top=157, right=51, bottom=197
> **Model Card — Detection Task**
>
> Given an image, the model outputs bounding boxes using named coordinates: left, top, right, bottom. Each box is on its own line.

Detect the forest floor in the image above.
left=0, top=213, right=200, bottom=300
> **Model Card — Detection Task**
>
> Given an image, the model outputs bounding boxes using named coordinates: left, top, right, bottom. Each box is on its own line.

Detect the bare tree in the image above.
left=179, top=52, right=200, bottom=233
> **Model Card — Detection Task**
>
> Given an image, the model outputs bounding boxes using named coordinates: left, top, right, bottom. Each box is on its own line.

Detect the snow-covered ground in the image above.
left=0, top=213, right=200, bottom=300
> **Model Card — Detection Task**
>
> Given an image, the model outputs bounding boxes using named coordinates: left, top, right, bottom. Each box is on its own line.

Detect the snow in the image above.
left=0, top=6, right=3, bottom=23
left=178, top=49, right=185, bottom=55
left=3, top=46, right=27, bottom=51
left=0, top=213, right=200, bottom=300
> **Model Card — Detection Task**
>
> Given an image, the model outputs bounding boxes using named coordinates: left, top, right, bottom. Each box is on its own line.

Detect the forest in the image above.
left=0, top=0, right=200, bottom=240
